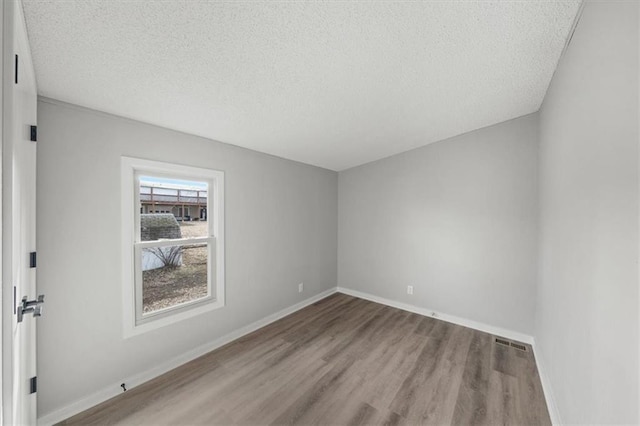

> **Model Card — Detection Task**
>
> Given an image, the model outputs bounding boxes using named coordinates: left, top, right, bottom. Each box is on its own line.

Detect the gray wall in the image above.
left=35, top=2, right=640, bottom=420
left=36, top=99, right=338, bottom=417
left=338, top=113, right=539, bottom=335
left=536, top=1, right=639, bottom=423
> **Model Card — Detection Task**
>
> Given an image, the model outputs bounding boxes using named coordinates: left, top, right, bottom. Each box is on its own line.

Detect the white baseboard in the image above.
left=336, top=287, right=565, bottom=422
left=531, top=340, right=562, bottom=425
left=336, top=287, right=534, bottom=344
left=40, top=286, right=555, bottom=425
left=37, top=287, right=337, bottom=426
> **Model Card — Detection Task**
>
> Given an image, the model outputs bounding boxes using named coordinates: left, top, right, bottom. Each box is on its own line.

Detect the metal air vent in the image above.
left=494, top=337, right=527, bottom=352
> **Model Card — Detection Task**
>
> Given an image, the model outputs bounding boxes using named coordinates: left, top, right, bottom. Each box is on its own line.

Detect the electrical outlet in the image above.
left=298, top=282, right=304, bottom=293
left=407, top=285, right=413, bottom=295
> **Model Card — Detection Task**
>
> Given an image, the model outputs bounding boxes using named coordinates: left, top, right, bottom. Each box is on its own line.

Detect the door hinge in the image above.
left=14, top=54, right=18, bottom=84
left=30, top=125, right=37, bottom=142
left=29, top=252, right=36, bottom=268
left=30, top=376, right=37, bottom=394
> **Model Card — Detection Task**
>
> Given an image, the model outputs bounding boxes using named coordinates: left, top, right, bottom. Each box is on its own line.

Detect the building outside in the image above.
left=139, top=179, right=207, bottom=221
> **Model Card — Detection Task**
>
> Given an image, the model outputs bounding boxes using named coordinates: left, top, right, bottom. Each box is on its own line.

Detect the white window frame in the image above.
left=121, top=157, right=225, bottom=338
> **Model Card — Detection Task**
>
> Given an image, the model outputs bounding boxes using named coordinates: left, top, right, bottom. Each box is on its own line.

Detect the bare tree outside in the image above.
left=147, top=245, right=182, bottom=268
left=142, top=221, right=209, bottom=313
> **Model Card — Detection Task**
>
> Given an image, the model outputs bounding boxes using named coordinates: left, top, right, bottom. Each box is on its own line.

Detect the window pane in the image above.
left=139, top=175, right=209, bottom=240
left=142, top=242, right=209, bottom=314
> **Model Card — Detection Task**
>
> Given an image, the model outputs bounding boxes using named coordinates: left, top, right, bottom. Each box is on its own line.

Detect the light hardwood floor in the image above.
left=60, top=293, right=551, bottom=425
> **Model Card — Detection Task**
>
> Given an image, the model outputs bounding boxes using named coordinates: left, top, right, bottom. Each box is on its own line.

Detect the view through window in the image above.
left=137, top=176, right=212, bottom=317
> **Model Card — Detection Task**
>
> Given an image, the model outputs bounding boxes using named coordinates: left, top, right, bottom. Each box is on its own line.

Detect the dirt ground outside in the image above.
left=142, top=221, right=209, bottom=313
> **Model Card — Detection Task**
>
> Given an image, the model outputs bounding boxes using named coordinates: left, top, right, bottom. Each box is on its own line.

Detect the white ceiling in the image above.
left=22, top=0, right=581, bottom=171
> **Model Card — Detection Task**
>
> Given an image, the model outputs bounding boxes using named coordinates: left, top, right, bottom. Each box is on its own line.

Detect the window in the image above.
left=121, top=157, right=225, bottom=337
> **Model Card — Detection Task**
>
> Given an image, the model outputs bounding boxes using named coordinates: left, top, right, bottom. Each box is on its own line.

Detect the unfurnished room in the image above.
left=1, top=0, right=639, bottom=425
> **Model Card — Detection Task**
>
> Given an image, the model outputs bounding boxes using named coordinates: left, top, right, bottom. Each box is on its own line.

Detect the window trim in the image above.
left=121, top=156, right=225, bottom=338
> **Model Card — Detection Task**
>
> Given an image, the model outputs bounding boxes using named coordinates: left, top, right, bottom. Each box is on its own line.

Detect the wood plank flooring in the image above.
left=60, top=293, right=551, bottom=425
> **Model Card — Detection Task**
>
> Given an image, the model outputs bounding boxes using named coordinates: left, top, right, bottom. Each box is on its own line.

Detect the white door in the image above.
left=2, top=1, right=39, bottom=424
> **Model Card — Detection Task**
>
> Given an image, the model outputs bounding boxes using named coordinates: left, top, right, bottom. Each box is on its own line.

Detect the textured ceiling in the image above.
left=22, top=0, right=581, bottom=171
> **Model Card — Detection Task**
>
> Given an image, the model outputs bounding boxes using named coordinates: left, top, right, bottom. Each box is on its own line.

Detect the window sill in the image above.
left=124, top=298, right=225, bottom=339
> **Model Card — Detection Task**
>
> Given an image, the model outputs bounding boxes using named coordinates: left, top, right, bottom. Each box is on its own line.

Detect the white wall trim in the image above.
left=336, top=288, right=566, bottom=421
left=40, top=287, right=557, bottom=426
left=336, top=287, right=534, bottom=344
left=37, top=287, right=337, bottom=426
left=335, top=287, right=567, bottom=422
left=531, top=339, right=563, bottom=425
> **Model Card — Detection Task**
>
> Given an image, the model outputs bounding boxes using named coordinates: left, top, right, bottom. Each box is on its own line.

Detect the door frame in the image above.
left=0, top=0, right=6, bottom=421
left=1, top=0, right=15, bottom=421
left=1, top=0, right=38, bottom=424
